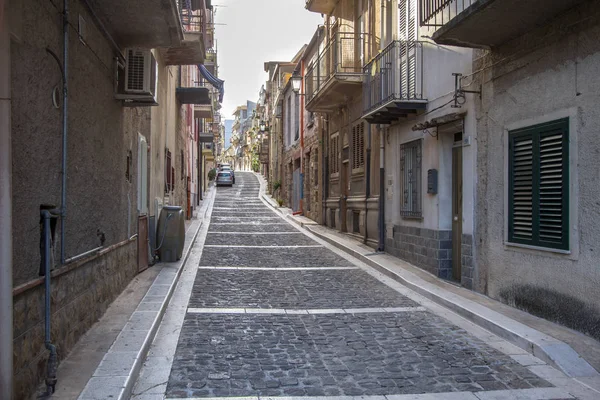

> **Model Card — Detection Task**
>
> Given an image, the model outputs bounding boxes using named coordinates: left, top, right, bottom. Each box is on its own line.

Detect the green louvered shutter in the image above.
left=508, top=118, right=569, bottom=250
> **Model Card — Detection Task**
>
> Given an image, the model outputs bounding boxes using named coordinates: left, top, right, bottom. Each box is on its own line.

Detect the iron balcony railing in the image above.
left=363, top=40, right=424, bottom=115
left=305, top=32, right=369, bottom=104
left=420, top=0, right=476, bottom=27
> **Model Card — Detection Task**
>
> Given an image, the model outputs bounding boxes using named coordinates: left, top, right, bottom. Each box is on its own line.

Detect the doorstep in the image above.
left=45, top=187, right=215, bottom=400
left=285, top=214, right=600, bottom=382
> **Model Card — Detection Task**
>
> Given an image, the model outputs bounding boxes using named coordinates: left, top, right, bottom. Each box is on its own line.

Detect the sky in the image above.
left=214, top=0, right=323, bottom=119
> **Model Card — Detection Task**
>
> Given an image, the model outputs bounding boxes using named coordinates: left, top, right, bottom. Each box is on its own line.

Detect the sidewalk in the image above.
left=256, top=181, right=600, bottom=389
left=44, top=186, right=215, bottom=400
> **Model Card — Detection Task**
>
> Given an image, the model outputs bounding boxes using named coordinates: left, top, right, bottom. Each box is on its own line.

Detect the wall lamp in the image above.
left=291, top=70, right=303, bottom=94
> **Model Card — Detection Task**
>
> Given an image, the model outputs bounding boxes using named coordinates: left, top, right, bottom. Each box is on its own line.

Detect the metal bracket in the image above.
left=452, top=73, right=481, bottom=108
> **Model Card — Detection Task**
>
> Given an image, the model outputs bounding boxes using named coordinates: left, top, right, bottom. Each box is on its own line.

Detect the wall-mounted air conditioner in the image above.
left=115, top=48, right=159, bottom=107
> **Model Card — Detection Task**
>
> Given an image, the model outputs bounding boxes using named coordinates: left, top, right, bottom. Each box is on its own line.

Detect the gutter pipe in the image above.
left=299, top=59, right=305, bottom=215
left=378, top=0, right=386, bottom=251
left=60, top=0, right=69, bottom=264
left=0, top=4, right=13, bottom=397
left=41, top=210, right=58, bottom=394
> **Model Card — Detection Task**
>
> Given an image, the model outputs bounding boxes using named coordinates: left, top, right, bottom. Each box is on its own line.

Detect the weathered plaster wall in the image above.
left=11, top=0, right=140, bottom=286
left=475, top=0, right=600, bottom=337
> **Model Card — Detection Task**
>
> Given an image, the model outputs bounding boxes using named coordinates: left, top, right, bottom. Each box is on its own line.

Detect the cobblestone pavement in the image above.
left=164, top=172, right=557, bottom=399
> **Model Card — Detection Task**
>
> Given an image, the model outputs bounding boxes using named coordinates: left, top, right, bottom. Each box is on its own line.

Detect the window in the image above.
left=294, top=93, right=300, bottom=141
left=352, top=122, right=365, bottom=171
left=508, top=118, right=569, bottom=250
left=329, top=135, right=339, bottom=175
left=287, top=96, right=292, bottom=145
left=180, top=150, right=185, bottom=180
left=400, top=139, right=422, bottom=218
left=165, top=149, right=172, bottom=193
left=125, top=150, right=132, bottom=182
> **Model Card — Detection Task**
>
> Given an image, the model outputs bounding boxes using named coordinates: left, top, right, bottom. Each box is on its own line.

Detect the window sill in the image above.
left=401, top=214, right=423, bottom=221
left=504, top=242, right=571, bottom=255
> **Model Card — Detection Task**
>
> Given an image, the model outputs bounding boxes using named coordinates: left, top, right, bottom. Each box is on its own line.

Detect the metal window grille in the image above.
left=400, top=139, right=422, bottom=217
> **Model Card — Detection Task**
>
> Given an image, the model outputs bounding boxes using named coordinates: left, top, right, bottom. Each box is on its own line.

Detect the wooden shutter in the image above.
left=509, top=119, right=569, bottom=250
left=399, top=0, right=418, bottom=41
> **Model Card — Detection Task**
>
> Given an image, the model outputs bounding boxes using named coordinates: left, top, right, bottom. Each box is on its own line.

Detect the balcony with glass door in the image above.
left=420, top=0, right=586, bottom=48
left=362, top=40, right=427, bottom=124
left=305, top=31, right=367, bottom=113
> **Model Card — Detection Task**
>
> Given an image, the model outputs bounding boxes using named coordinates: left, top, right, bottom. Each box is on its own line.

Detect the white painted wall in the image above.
left=385, top=42, right=475, bottom=235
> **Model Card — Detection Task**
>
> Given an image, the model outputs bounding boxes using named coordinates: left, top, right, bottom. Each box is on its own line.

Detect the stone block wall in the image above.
left=386, top=225, right=452, bottom=277
left=461, top=234, right=474, bottom=289
left=12, top=239, right=137, bottom=400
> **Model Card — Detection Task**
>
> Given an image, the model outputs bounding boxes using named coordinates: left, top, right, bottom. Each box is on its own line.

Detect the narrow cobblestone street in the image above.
left=129, top=172, right=572, bottom=400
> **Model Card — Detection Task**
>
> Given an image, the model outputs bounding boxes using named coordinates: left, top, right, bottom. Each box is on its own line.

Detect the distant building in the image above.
left=224, top=119, right=234, bottom=147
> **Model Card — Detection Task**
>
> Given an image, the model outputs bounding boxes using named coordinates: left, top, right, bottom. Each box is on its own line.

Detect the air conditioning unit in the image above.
left=115, top=48, right=158, bottom=106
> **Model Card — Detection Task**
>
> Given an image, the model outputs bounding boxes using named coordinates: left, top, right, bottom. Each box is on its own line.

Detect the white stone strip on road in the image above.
left=207, top=232, right=301, bottom=235
left=208, top=222, right=290, bottom=225
left=198, top=266, right=360, bottom=271
left=164, top=387, right=575, bottom=400
left=187, top=307, right=428, bottom=315
left=203, top=245, right=324, bottom=248
left=210, top=216, right=281, bottom=219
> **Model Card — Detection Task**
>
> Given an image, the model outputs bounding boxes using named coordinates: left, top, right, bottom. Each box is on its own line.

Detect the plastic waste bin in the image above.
left=157, top=205, right=185, bottom=262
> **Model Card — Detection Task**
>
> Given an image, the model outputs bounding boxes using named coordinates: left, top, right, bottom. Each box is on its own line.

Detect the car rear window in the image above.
left=219, top=172, right=231, bottom=176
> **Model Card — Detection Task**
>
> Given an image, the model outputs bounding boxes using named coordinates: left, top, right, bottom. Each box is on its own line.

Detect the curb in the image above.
left=121, top=187, right=215, bottom=400
left=303, top=224, right=599, bottom=379
left=78, top=186, right=216, bottom=400
left=253, top=172, right=598, bottom=379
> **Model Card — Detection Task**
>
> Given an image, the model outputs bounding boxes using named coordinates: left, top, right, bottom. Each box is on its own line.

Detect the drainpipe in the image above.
left=322, top=117, right=329, bottom=225
left=60, top=0, right=69, bottom=264
left=41, top=210, right=59, bottom=394
left=364, top=124, right=371, bottom=244
left=299, top=60, right=305, bottom=215
left=377, top=0, right=386, bottom=252
left=0, top=3, right=14, bottom=397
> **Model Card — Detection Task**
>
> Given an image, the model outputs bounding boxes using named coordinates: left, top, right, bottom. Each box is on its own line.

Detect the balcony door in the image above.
left=399, top=0, right=418, bottom=99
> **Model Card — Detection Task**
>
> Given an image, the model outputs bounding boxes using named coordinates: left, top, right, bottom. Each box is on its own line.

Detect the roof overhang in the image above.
left=176, top=87, right=210, bottom=104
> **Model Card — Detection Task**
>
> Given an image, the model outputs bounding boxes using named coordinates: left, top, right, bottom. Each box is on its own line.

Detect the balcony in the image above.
left=362, top=41, right=427, bottom=125
left=194, top=104, right=213, bottom=119
left=163, top=1, right=210, bottom=64
left=305, top=0, right=337, bottom=14
left=176, top=87, right=210, bottom=104
left=305, top=32, right=366, bottom=113
left=86, top=0, right=183, bottom=48
left=420, top=0, right=586, bottom=48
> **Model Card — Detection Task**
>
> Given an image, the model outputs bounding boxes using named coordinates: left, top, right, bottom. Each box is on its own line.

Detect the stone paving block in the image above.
left=165, top=312, right=552, bottom=398
left=123, top=311, right=158, bottom=331
left=199, top=246, right=355, bottom=268
left=205, top=232, right=318, bottom=246
left=79, top=376, right=127, bottom=399
left=208, top=223, right=296, bottom=233
left=93, top=352, right=137, bottom=377
left=111, top=329, right=147, bottom=352
left=189, top=269, right=420, bottom=309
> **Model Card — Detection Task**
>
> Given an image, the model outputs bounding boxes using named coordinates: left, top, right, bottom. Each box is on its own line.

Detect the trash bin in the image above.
left=157, top=205, right=185, bottom=262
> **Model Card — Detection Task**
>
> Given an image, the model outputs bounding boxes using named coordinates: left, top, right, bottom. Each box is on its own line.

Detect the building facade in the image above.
left=4, top=0, right=221, bottom=397
left=421, top=0, right=600, bottom=337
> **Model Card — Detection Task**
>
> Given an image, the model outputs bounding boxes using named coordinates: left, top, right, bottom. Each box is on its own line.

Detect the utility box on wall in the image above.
left=427, top=169, right=438, bottom=194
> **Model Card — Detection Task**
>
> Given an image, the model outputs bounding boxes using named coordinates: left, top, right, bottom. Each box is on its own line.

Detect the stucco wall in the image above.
left=11, top=0, right=141, bottom=286
left=475, top=0, right=600, bottom=335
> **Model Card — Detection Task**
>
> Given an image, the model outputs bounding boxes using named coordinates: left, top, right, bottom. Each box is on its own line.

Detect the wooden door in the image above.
left=138, top=215, right=149, bottom=273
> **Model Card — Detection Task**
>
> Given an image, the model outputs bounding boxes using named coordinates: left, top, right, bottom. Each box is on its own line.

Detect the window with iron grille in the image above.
left=352, top=122, right=365, bottom=171
left=508, top=118, right=569, bottom=250
left=329, top=135, right=339, bottom=174
left=400, top=139, right=422, bottom=218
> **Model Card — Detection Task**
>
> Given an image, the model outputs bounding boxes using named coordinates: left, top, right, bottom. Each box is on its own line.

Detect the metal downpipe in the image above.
left=378, top=126, right=385, bottom=252
left=364, top=124, right=371, bottom=244
left=41, top=210, right=58, bottom=394
left=0, top=3, right=14, bottom=397
left=60, top=0, right=69, bottom=264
